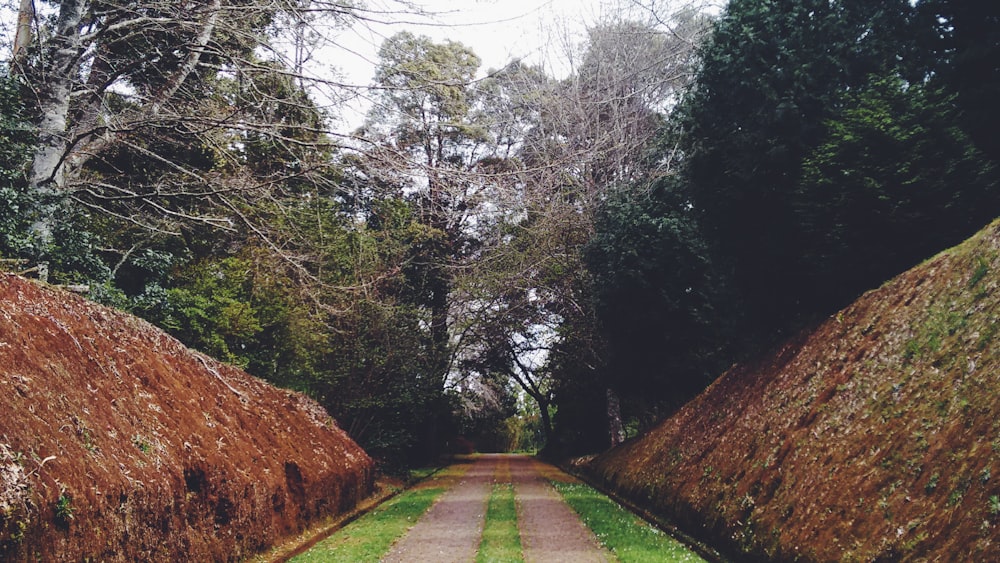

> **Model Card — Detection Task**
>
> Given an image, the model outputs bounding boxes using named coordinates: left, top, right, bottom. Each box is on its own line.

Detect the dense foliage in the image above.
left=4, top=0, right=998, bottom=464
left=574, top=0, right=1000, bottom=451
left=0, top=73, right=33, bottom=255
left=586, top=177, right=734, bottom=422
left=683, top=0, right=998, bottom=334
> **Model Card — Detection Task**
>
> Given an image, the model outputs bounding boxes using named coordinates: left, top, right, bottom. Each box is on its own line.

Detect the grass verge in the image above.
left=551, top=481, right=707, bottom=563
left=290, top=463, right=469, bottom=563
left=289, top=486, right=444, bottom=562
left=476, top=483, right=523, bottom=563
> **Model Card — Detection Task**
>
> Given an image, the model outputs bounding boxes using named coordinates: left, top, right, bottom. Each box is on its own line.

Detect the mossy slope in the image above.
left=589, top=218, right=1000, bottom=561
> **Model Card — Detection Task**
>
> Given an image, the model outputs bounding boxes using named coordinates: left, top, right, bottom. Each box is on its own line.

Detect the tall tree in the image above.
left=679, top=0, right=925, bottom=339
left=586, top=174, right=734, bottom=424
left=520, top=14, right=708, bottom=450
left=12, top=0, right=355, bottom=270
left=360, top=31, right=495, bottom=386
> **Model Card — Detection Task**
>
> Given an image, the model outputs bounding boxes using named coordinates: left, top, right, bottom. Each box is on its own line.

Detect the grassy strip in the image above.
left=551, top=481, right=708, bottom=563
left=476, top=483, right=523, bottom=563
left=289, top=462, right=470, bottom=563
left=289, top=486, right=445, bottom=562
left=291, top=461, right=474, bottom=563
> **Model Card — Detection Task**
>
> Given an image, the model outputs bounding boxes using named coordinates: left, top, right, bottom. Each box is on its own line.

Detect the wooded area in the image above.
left=2, top=0, right=998, bottom=468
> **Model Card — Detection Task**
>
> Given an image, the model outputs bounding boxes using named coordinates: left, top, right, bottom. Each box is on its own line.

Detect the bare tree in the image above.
left=10, top=0, right=364, bottom=269
left=459, top=6, right=712, bottom=449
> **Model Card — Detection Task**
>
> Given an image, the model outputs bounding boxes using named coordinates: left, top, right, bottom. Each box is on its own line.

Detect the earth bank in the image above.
left=588, top=218, right=1000, bottom=561
left=0, top=273, right=373, bottom=561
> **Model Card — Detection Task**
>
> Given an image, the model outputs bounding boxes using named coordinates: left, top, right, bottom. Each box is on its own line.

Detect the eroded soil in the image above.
left=590, top=219, right=1000, bottom=561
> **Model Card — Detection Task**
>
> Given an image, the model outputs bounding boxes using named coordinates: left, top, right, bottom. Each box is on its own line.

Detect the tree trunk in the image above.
left=12, top=0, right=34, bottom=64
left=424, top=166, right=453, bottom=388
left=606, top=387, right=625, bottom=447
left=27, top=0, right=88, bottom=257
left=430, top=275, right=450, bottom=383
left=538, top=397, right=553, bottom=447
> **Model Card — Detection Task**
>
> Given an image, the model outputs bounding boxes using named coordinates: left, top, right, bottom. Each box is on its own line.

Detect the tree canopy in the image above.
left=2, top=0, right=997, bottom=465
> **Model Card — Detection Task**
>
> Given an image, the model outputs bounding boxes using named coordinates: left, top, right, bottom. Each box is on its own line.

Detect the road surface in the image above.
left=382, top=454, right=611, bottom=562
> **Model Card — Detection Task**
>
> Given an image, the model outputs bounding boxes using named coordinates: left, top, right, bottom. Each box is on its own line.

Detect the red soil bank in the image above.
left=590, top=219, right=1000, bottom=561
left=0, top=273, right=373, bottom=561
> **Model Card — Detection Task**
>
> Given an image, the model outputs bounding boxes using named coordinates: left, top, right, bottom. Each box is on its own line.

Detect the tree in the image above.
left=11, top=0, right=355, bottom=270
left=359, top=31, right=491, bottom=387
left=455, top=236, right=567, bottom=447
left=679, top=0, right=925, bottom=340
left=513, top=14, right=709, bottom=451
left=586, top=174, right=734, bottom=424
left=795, top=75, right=999, bottom=305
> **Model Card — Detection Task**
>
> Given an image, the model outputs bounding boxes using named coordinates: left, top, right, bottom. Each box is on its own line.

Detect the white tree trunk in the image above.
left=27, top=0, right=88, bottom=255
left=12, top=0, right=34, bottom=63
left=27, top=0, right=222, bottom=258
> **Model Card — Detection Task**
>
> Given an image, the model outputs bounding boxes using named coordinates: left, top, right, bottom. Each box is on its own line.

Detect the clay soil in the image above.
left=383, top=454, right=610, bottom=562
left=589, top=218, right=1000, bottom=561
left=0, top=273, right=374, bottom=561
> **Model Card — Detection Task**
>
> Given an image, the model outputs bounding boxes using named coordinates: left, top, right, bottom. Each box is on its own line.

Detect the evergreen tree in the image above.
left=0, top=73, right=34, bottom=257
left=678, top=0, right=996, bottom=343
left=587, top=175, right=734, bottom=423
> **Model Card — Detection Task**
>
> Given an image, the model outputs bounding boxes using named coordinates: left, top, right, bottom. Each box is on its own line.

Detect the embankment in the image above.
left=0, top=273, right=373, bottom=561
left=589, top=219, right=1000, bottom=561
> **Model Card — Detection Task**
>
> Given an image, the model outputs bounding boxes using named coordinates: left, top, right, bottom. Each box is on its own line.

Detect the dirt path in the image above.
left=381, top=456, right=497, bottom=562
left=510, top=456, right=611, bottom=563
left=382, top=454, right=611, bottom=562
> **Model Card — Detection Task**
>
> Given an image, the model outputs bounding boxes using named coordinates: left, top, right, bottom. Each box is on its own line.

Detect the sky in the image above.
left=336, top=0, right=610, bottom=86
left=324, top=0, right=621, bottom=129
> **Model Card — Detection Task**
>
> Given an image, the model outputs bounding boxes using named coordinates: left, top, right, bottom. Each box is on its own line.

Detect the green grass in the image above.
left=408, top=466, right=439, bottom=481
left=551, top=481, right=707, bottom=563
left=477, top=483, right=523, bottom=563
left=290, top=486, right=446, bottom=563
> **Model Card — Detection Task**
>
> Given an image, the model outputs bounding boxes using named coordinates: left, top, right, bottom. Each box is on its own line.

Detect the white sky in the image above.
left=326, top=0, right=725, bottom=129
left=337, top=0, right=610, bottom=85
left=325, top=0, right=621, bottom=130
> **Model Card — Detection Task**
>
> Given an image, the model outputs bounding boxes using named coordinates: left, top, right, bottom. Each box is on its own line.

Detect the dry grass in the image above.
left=0, top=275, right=373, bottom=560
